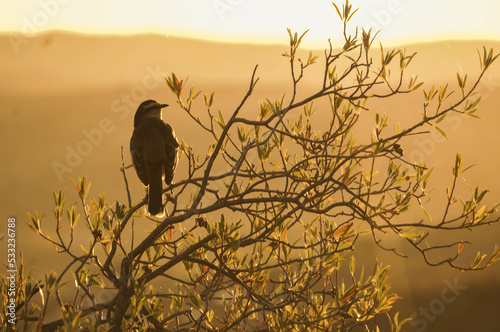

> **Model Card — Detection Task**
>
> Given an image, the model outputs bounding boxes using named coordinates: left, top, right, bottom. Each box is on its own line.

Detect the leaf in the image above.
left=204, top=91, right=215, bottom=109
left=188, top=85, right=201, bottom=101
left=421, top=206, right=432, bottom=222
left=296, top=29, right=309, bottom=49
left=487, top=245, right=500, bottom=266
left=286, top=28, right=293, bottom=45
left=453, top=154, right=462, bottom=177
left=435, top=112, right=447, bottom=124
left=434, top=126, right=448, bottom=140
left=472, top=251, right=487, bottom=269
left=419, top=167, right=434, bottom=187
left=424, top=84, right=437, bottom=102
left=27, top=211, right=41, bottom=233
left=217, top=109, right=226, bottom=129
left=340, top=285, right=357, bottom=305
left=349, top=256, right=355, bottom=274
left=465, top=109, right=481, bottom=119
left=400, top=230, right=416, bottom=241
left=66, top=206, right=80, bottom=228
left=165, top=73, right=184, bottom=97
left=412, top=82, right=424, bottom=91
left=332, top=2, right=342, bottom=20
left=457, top=73, right=467, bottom=90
left=270, top=161, right=282, bottom=169
left=479, top=46, right=500, bottom=70
left=473, top=205, right=486, bottom=224
left=334, top=223, right=353, bottom=238
left=307, top=51, right=319, bottom=65
left=467, top=96, right=482, bottom=111
left=438, top=84, right=449, bottom=103
left=207, top=142, right=216, bottom=156
left=237, top=124, right=247, bottom=144
left=475, top=187, right=489, bottom=204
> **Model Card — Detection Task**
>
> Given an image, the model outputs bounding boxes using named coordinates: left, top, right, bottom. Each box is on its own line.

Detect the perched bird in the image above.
left=130, top=100, right=179, bottom=216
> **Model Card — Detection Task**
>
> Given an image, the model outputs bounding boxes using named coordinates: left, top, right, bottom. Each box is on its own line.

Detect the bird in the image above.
left=130, top=100, right=179, bottom=216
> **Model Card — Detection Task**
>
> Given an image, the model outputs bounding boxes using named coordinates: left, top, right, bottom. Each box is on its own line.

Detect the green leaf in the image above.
left=296, top=29, right=309, bottom=49
left=457, top=73, right=467, bottom=90
left=421, top=206, right=432, bottom=222
left=472, top=251, right=487, bottom=269
left=332, top=2, right=342, bottom=20
left=204, top=91, right=215, bottom=109
left=217, top=109, right=226, bottom=129
left=465, top=109, right=481, bottom=119
left=188, top=85, right=201, bottom=101
left=435, top=112, right=447, bottom=124
left=66, top=206, right=80, bottom=228
left=467, top=96, right=482, bottom=111
left=307, top=51, right=319, bottom=65
left=270, top=161, right=282, bottom=169
left=434, top=126, right=448, bottom=140
left=486, top=245, right=500, bottom=266
left=349, top=255, right=355, bottom=274
left=237, top=124, right=247, bottom=144
left=453, top=153, right=462, bottom=177
left=165, top=73, right=184, bottom=97
left=412, top=82, right=424, bottom=91
left=479, top=46, right=500, bottom=70
left=27, top=211, right=42, bottom=233
left=438, top=84, right=453, bottom=103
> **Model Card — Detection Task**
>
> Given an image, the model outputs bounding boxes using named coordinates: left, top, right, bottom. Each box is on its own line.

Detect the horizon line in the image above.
left=2, top=28, right=500, bottom=49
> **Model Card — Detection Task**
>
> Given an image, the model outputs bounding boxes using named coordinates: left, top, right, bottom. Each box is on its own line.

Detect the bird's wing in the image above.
left=163, top=123, right=179, bottom=185
left=130, top=122, right=154, bottom=186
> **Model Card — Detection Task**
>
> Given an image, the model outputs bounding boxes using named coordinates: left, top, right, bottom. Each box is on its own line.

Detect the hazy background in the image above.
left=1, top=1, right=500, bottom=331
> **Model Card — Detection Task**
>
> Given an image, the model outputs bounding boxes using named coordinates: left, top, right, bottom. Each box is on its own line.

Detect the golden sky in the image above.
left=1, top=0, right=500, bottom=46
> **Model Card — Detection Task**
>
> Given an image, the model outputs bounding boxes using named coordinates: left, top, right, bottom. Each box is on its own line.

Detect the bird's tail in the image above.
left=147, top=164, right=164, bottom=216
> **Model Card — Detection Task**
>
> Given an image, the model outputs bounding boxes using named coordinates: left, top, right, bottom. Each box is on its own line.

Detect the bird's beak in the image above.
left=159, top=104, right=169, bottom=108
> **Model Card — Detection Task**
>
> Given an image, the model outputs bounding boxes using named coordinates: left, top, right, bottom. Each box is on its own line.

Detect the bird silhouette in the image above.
left=130, top=100, right=179, bottom=216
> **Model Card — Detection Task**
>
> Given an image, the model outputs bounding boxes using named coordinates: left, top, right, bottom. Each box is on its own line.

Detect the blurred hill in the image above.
left=0, top=31, right=499, bottom=331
